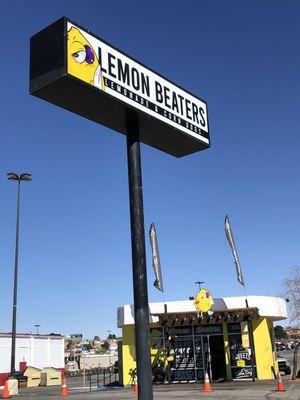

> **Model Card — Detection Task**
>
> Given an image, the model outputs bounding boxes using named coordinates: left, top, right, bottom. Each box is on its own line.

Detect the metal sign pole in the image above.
left=126, top=110, right=153, bottom=400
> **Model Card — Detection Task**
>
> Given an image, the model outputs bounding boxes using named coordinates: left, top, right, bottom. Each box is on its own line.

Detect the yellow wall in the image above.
left=267, top=319, right=278, bottom=376
left=122, top=325, right=136, bottom=386
left=122, top=324, right=163, bottom=385
left=252, top=317, right=276, bottom=379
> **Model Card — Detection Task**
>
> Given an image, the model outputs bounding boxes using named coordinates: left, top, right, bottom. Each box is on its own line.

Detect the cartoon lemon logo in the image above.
left=194, top=288, right=214, bottom=313
left=67, top=26, right=105, bottom=90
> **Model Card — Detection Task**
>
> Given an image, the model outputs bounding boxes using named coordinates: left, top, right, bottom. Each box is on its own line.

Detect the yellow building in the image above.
left=117, top=295, right=287, bottom=385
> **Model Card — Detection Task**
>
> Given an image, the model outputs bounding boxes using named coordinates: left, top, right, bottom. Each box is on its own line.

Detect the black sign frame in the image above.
left=30, top=17, right=210, bottom=158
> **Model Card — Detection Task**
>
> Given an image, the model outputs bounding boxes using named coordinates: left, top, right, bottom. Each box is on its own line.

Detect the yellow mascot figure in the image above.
left=194, top=288, right=214, bottom=314
left=67, top=26, right=105, bottom=91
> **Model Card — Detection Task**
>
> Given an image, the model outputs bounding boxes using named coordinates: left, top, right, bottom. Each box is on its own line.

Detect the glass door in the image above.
left=201, top=335, right=212, bottom=379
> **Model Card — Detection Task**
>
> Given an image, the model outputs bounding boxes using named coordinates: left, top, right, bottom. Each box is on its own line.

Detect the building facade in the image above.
left=117, top=296, right=287, bottom=385
left=0, top=333, right=65, bottom=386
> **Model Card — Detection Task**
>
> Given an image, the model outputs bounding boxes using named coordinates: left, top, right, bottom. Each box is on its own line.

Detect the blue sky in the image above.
left=0, top=1, right=299, bottom=338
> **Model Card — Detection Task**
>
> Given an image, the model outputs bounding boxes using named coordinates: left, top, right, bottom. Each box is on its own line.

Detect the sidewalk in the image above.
left=14, top=379, right=300, bottom=399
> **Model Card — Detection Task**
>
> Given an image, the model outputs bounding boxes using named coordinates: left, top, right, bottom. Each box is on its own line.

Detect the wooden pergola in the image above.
left=151, top=307, right=260, bottom=327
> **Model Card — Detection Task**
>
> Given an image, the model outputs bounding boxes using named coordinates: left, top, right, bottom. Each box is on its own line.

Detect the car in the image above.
left=277, top=357, right=291, bottom=375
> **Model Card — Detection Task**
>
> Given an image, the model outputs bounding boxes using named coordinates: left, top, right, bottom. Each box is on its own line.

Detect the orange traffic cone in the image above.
left=203, top=371, right=211, bottom=393
left=276, top=371, right=285, bottom=392
left=61, top=377, right=68, bottom=397
left=133, top=382, right=138, bottom=394
left=1, top=380, right=11, bottom=399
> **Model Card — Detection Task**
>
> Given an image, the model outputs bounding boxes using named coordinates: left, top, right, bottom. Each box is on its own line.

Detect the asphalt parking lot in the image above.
left=13, top=379, right=300, bottom=400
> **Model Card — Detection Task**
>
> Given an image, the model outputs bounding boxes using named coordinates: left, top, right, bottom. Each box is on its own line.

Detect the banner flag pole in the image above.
left=224, top=214, right=256, bottom=382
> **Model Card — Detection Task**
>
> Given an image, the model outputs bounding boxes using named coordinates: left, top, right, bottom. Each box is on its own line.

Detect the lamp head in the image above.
left=7, top=172, right=32, bottom=182
left=20, top=173, right=31, bottom=181
left=7, top=173, right=19, bottom=181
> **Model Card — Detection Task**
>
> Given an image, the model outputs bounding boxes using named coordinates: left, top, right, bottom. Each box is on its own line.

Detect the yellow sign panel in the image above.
left=242, top=334, right=250, bottom=349
left=194, top=288, right=214, bottom=313
left=237, top=360, right=245, bottom=367
left=241, top=322, right=250, bottom=348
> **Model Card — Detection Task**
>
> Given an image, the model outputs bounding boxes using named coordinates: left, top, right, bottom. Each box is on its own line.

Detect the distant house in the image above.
left=80, top=353, right=118, bottom=369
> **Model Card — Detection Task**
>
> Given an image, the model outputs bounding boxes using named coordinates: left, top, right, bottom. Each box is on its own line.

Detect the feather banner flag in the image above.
left=225, top=215, right=245, bottom=286
left=149, top=223, right=164, bottom=292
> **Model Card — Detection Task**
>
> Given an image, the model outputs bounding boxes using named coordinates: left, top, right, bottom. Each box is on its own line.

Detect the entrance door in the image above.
left=194, top=335, right=212, bottom=381
left=209, top=335, right=227, bottom=380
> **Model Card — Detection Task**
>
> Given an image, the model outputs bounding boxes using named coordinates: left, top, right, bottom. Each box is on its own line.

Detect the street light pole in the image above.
left=195, top=281, right=204, bottom=292
left=8, top=172, right=31, bottom=377
left=34, top=324, right=41, bottom=335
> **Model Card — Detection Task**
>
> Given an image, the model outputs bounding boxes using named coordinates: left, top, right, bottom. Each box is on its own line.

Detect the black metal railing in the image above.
left=87, top=368, right=120, bottom=390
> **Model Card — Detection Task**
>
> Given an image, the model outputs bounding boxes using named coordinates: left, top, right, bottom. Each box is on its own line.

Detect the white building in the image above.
left=0, top=333, right=65, bottom=386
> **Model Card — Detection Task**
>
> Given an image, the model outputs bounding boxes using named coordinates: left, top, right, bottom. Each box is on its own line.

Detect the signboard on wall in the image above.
left=30, top=17, right=210, bottom=157
left=232, top=367, right=254, bottom=380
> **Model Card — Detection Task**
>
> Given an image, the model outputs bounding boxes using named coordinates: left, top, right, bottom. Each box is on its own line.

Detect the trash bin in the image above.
left=14, top=372, right=28, bottom=389
left=24, top=367, right=41, bottom=387
left=40, top=367, right=62, bottom=387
